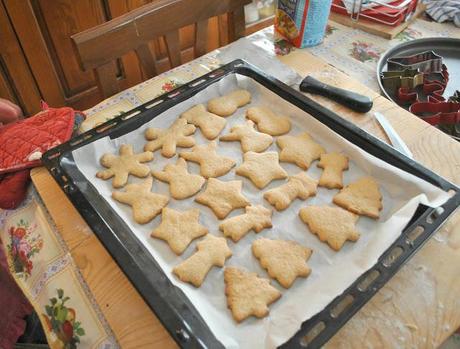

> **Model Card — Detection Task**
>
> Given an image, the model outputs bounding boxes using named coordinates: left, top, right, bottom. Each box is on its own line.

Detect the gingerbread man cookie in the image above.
left=152, top=158, right=205, bottom=199
left=173, top=235, right=232, bottom=287
left=219, top=120, right=273, bottom=153
left=219, top=205, right=272, bottom=242
left=96, top=144, right=153, bottom=188
left=144, top=118, right=196, bottom=158
left=181, top=104, right=226, bottom=140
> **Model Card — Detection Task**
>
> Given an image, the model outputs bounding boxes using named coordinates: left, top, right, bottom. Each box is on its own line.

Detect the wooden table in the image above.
left=31, top=46, right=460, bottom=348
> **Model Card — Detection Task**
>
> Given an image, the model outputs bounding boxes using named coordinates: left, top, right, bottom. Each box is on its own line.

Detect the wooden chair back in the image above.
left=71, top=0, right=251, bottom=99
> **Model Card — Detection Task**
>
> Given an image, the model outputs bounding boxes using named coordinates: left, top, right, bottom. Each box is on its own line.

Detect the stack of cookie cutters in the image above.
left=381, top=50, right=459, bottom=137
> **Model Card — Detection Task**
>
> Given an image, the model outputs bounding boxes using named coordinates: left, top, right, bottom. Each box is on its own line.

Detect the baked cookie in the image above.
left=299, top=205, right=360, bottom=251
left=224, top=267, right=281, bottom=323
left=207, top=89, right=251, bottom=116
left=236, top=151, right=288, bottom=189
left=317, top=153, right=349, bottom=189
left=264, top=172, right=318, bottom=211
left=195, top=178, right=250, bottom=219
left=144, top=118, right=196, bottom=157
left=252, top=238, right=312, bottom=288
left=181, top=104, right=226, bottom=140
left=173, top=235, right=232, bottom=287
left=112, top=177, right=168, bottom=224
left=219, top=205, right=272, bottom=242
left=219, top=120, right=273, bottom=153
left=245, top=106, right=291, bottom=136
left=333, top=176, right=382, bottom=219
left=179, top=141, right=236, bottom=178
left=277, top=132, right=325, bottom=170
left=151, top=207, right=208, bottom=255
left=152, top=158, right=205, bottom=200
left=96, top=144, right=153, bottom=188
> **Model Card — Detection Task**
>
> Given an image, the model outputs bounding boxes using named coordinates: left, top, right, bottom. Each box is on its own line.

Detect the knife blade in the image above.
left=374, top=112, right=413, bottom=158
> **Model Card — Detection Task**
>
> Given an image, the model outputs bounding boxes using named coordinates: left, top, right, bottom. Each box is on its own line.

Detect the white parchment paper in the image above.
left=72, top=74, right=450, bottom=349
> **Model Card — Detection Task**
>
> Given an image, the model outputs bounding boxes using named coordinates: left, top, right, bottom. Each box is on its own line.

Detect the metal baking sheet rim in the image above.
left=42, top=60, right=460, bottom=349
left=377, top=37, right=460, bottom=102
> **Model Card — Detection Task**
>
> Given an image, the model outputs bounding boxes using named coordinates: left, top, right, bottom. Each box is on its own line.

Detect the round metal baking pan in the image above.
left=377, top=37, right=460, bottom=103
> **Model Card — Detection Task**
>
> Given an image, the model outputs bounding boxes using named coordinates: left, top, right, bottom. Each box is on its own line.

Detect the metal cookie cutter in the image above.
left=381, top=68, right=424, bottom=93
left=396, top=64, right=449, bottom=104
left=387, top=50, right=443, bottom=73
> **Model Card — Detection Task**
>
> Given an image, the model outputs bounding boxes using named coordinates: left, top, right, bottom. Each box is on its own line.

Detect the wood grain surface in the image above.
left=31, top=49, right=459, bottom=348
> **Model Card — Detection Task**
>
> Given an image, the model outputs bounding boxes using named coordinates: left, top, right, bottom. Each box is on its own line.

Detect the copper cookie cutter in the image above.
left=381, top=68, right=424, bottom=93
left=387, top=50, right=443, bottom=73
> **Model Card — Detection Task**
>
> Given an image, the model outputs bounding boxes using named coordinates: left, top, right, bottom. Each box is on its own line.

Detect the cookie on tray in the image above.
left=264, top=172, right=317, bottom=211
left=245, top=106, right=291, bottom=136
left=151, top=207, right=208, bottom=255
left=219, top=205, right=272, bottom=242
left=277, top=132, right=325, bottom=170
left=181, top=104, right=226, bottom=140
left=317, top=152, right=349, bottom=189
left=144, top=118, right=196, bottom=158
left=252, top=238, right=312, bottom=288
left=207, top=89, right=251, bottom=116
left=299, top=205, right=360, bottom=251
left=96, top=144, right=153, bottom=188
left=333, top=176, right=382, bottom=219
left=224, top=267, right=281, bottom=323
left=180, top=141, right=236, bottom=178
left=219, top=120, right=273, bottom=153
left=173, top=234, right=232, bottom=287
left=195, top=178, right=250, bottom=219
left=152, top=158, right=205, bottom=200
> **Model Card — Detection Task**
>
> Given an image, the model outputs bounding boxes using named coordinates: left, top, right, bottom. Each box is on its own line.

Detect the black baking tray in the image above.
left=42, top=60, right=460, bottom=348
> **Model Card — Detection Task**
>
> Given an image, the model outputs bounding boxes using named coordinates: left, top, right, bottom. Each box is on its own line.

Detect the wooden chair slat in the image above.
left=95, top=61, right=120, bottom=99
left=135, top=44, right=158, bottom=79
left=195, top=19, right=208, bottom=57
left=227, top=8, right=245, bottom=43
left=164, top=30, right=182, bottom=68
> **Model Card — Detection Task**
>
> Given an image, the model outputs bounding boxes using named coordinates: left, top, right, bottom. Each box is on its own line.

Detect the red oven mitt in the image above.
left=0, top=104, right=83, bottom=209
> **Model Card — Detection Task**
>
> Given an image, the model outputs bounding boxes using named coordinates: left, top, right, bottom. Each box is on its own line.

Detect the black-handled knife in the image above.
left=300, top=76, right=373, bottom=113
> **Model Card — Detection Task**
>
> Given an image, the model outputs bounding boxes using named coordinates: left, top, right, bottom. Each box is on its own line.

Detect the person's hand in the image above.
left=0, top=98, right=22, bottom=126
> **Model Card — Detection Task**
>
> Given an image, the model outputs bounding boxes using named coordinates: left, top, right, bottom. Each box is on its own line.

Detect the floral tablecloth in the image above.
left=1, top=16, right=459, bottom=349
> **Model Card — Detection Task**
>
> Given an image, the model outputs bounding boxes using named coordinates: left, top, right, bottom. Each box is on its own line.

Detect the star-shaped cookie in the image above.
left=219, top=205, right=272, bottom=242
left=151, top=207, right=208, bottom=255
left=152, top=158, right=205, bottom=199
left=219, top=120, right=273, bottom=153
left=96, top=144, right=153, bottom=188
left=173, top=234, right=232, bottom=287
left=179, top=141, right=236, bottom=178
left=299, top=205, right=360, bottom=251
left=252, top=238, right=312, bottom=288
left=195, top=178, right=250, bottom=219
left=236, top=151, right=288, bottom=189
left=144, top=118, right=196, bottom=157
left=333, top=176, right=383, bottom=219
left=277, top=132, right=325, bottom=170
left=224, top=267, right=281, bottom=323
left=181, top=104, right=226, bottom=140
left=112, top=177, right=168, bottom=224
